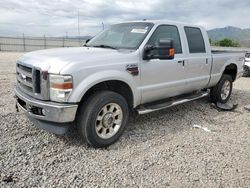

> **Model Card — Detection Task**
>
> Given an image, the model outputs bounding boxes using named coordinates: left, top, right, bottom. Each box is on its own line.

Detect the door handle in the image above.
left=206, top=58, right=209, bottom=64
left=178, top=60, right=185, bottom=66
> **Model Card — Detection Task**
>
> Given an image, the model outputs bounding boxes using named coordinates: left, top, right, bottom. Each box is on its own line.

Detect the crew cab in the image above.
left=15, top=20, right=245, bottom=148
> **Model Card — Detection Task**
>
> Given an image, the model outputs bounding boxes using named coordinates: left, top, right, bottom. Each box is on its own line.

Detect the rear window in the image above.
left=184, top=27, right=206, bottom=53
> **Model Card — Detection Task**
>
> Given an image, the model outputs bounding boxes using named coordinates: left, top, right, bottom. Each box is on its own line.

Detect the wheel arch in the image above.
left=222, top=63, right=238, bottom=81
left=79, top=80, right=134, bottom=109
left=69, top=70, right=140, bottom=108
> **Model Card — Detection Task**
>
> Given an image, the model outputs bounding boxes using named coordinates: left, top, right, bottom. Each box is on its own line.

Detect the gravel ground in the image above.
left=0, top=52, right=249, bottom=187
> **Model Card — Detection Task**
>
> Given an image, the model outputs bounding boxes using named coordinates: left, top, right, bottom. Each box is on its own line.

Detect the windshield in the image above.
left=86, top=22, right=154, bottom=49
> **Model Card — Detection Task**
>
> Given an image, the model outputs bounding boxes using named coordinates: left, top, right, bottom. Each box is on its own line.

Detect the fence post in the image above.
left=23, top=33, right=26, bottom=51
left=44, top=35, right=46, bottom=49
left=62, top=37, right=65, bottom=47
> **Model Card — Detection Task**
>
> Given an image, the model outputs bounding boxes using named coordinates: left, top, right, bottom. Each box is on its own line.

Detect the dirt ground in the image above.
left=0, top=52, right=249, bottom=187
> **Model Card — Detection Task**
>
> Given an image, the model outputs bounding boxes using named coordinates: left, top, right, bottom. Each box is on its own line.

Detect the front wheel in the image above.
left=76, top=91, right=129, bottom=148
left=210, top=74, right=233, bottom=104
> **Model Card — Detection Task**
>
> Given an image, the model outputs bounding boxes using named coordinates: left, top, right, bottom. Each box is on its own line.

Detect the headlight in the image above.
left=49, top=74, right=73, bottom=102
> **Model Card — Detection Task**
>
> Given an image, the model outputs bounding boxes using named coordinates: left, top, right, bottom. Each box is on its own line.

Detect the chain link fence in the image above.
left=0, top=36, right=84, bottom=52
left=1, top=36, right=249, bottom=53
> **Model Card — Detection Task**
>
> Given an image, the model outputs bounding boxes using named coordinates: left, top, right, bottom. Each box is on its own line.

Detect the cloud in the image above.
left=0, top=0, right=249, bottom=36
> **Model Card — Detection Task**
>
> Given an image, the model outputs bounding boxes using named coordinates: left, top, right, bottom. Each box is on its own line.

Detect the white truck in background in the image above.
left=15, top=20, right=245, bottom=148
left=243, top=52, right=250, bottom=77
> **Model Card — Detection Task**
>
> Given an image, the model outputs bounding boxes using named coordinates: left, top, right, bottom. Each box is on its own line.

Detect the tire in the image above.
left=243, top=65, right=250, bottom=77
left=210, top=74, right=233, bottom=104
left=76, top=91, right=129, bottom=148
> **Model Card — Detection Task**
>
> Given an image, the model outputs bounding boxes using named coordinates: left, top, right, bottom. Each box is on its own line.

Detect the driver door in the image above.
left=140, top=25, right=189, bottom=104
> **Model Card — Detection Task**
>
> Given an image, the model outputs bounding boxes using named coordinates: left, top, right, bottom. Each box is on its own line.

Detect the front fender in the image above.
left=68, top=70, right=140, bottom=107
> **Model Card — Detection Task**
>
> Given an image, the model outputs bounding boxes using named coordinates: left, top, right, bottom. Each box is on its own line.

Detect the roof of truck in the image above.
left=120, top=19, right=203, bottom=28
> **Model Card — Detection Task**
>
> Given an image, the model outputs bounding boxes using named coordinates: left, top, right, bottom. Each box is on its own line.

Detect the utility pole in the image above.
left=22, top=33, right=26, bottom=52
left=77, top=9, right=80, bottom=41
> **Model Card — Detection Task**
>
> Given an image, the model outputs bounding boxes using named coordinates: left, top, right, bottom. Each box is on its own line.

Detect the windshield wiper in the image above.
left=92, top=44, right=117, bottom=49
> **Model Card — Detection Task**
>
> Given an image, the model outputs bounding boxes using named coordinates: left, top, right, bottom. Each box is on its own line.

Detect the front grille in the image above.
left=16, top=63, right=41, bottom=96
left=16, top=63, right=35, bottom=93
left=16, top=61, right=49, bottom=100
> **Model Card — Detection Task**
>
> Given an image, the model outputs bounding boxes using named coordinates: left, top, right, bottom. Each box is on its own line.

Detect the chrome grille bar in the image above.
left=16, top=66, right=32, bottom=78
left=17, top=74, right=33, bottom=88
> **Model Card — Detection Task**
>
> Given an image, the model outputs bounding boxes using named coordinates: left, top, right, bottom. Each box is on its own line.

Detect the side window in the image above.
left=184, top=27, right=206, bottom=53
left=147, top=25, right=182, bottom=54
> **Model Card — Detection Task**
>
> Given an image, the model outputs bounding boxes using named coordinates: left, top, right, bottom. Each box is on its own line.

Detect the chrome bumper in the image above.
left=15, top=87, right=78, bottom=123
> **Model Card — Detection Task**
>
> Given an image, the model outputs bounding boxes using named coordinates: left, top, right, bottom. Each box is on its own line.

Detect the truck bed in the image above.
left=208, top=50, right=245, bottom=88
left=212, top=50, right=246, bottom=54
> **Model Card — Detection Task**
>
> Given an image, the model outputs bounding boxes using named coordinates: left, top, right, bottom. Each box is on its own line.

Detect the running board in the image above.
left=137, top=92, right=209, bottom=115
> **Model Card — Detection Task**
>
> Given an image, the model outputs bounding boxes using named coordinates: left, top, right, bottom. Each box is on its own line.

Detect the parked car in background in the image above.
left=15, top=20, right=245, bottom=148
left=243, top=52, right=250, bottom=77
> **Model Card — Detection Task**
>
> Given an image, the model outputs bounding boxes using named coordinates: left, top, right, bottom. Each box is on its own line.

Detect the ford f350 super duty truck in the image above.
left=15, top=20, right=245, bottom=148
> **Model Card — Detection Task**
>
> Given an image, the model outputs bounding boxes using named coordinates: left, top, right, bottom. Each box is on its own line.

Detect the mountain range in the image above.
left=207, top=26, right=250, bottom=46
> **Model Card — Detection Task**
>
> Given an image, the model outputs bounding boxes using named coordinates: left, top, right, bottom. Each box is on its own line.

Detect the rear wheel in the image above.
left=210, top=74, right=233, bottom=104
left=76, top=91, right=129, bottom=148
left=243, top=65, right=250, bottom=77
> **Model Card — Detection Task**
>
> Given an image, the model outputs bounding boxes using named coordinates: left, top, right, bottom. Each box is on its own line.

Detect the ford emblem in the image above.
left=20, top=73, right=26, bottom=81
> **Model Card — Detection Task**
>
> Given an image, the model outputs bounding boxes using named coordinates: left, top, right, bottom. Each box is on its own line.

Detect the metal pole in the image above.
left=77, top=9, right=81, bottom=44
left=23, top=33, right=25, bottom=51
left=62, top=37, right=65, bottom=47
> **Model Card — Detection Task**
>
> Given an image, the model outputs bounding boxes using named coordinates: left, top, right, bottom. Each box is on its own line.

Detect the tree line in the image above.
left=209, top=38, right=240, bottom=47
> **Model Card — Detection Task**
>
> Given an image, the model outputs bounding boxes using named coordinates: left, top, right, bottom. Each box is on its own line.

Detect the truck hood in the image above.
left=18, top=47, right=136, bottom=74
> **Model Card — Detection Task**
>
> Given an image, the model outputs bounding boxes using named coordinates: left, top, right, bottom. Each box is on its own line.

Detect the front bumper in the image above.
left=15, top=87, right=78, bottom=134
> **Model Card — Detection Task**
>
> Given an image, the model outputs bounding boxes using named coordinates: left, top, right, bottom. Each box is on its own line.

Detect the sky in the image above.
left=0, top=0, right=250, bottom=37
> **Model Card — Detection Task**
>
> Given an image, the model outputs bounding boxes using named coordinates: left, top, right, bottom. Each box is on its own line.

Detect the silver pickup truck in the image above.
left=15, top=20, right=245, bottom=148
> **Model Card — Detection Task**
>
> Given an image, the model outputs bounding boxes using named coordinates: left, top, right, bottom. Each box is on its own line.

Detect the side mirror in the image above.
left=143, top=38, right=175, bottom=60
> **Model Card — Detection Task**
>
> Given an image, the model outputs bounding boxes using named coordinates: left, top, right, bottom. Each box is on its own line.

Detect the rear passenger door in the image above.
left=183, top=27, right=212, bottom=90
